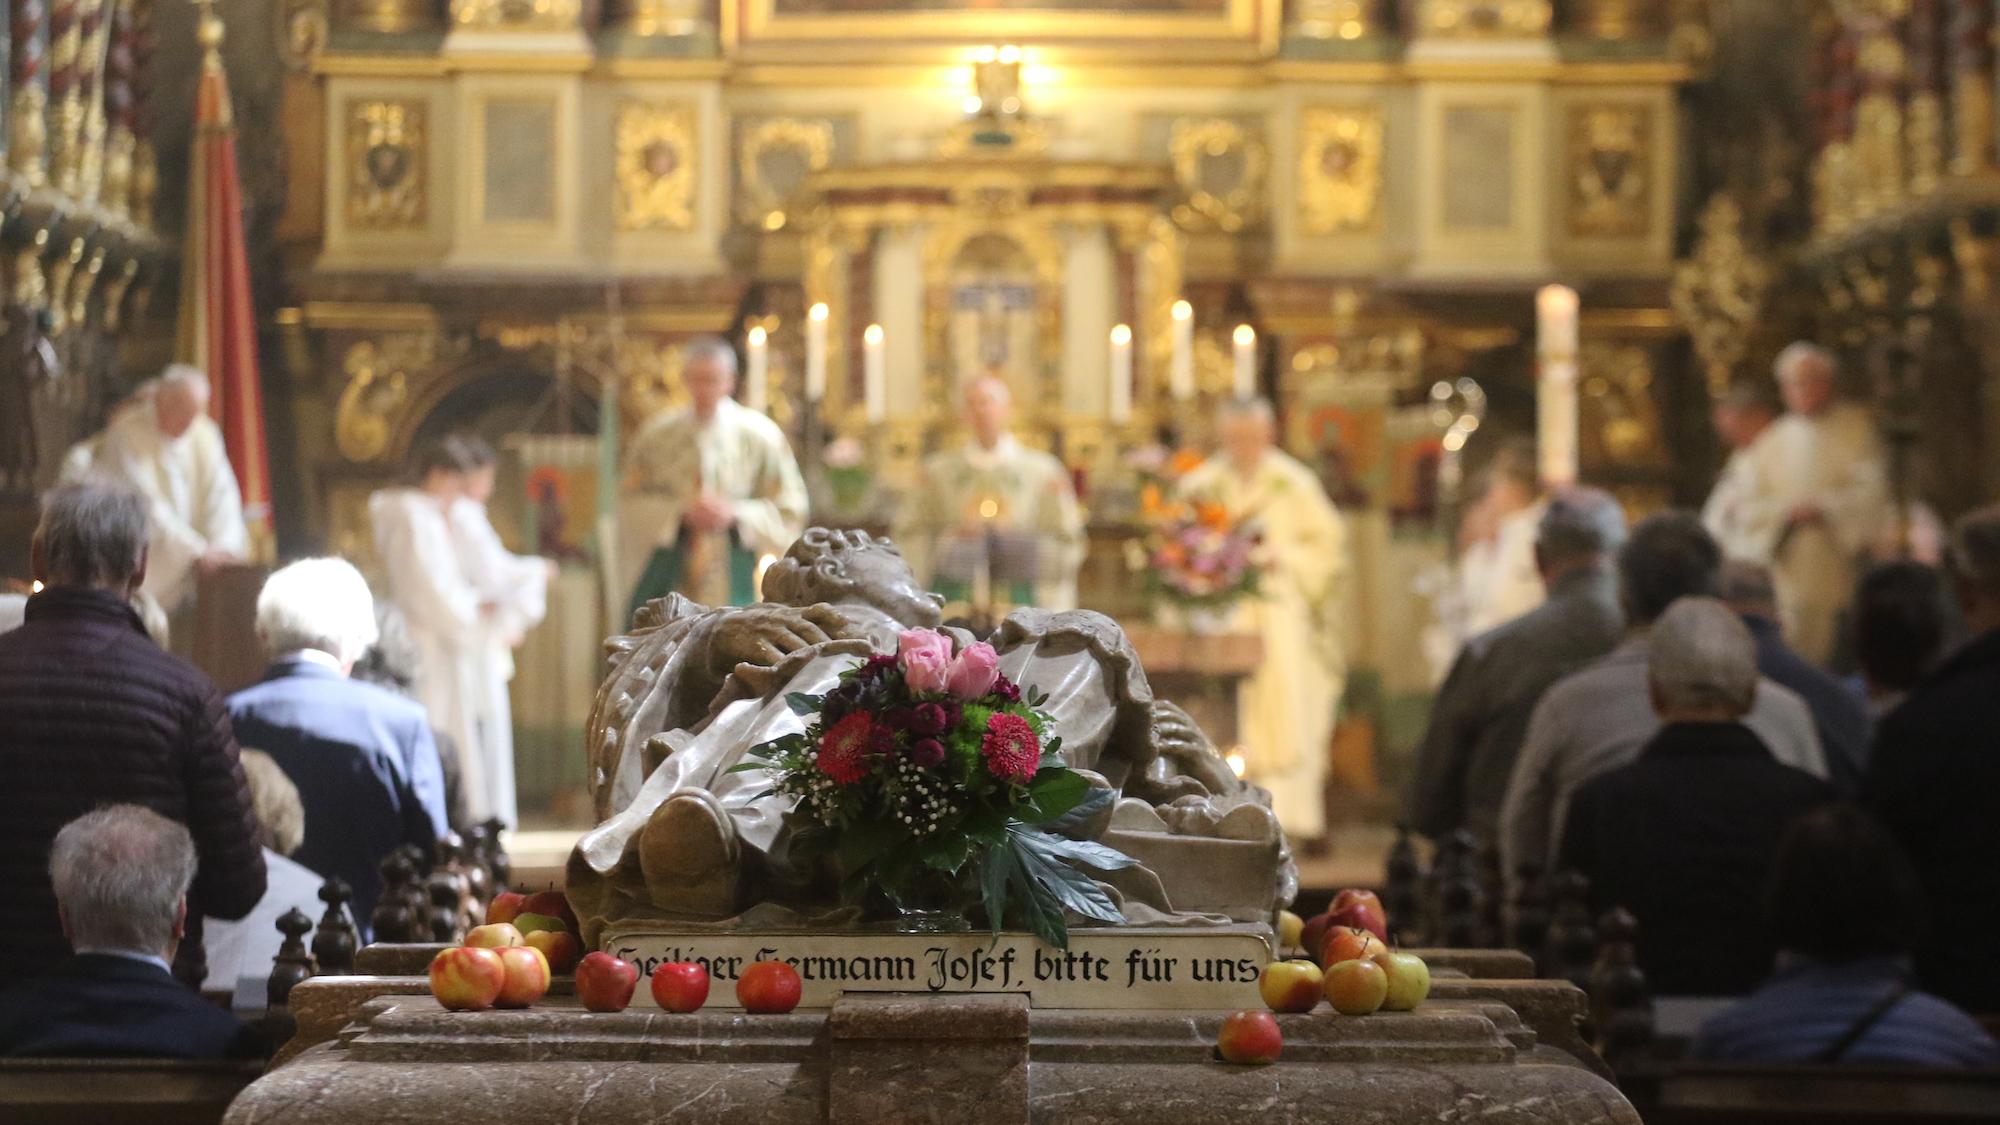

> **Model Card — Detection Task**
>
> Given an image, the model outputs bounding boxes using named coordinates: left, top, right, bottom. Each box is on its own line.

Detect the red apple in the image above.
left=1257, top=959, right=1323, bottom=1013
left=1327, top=888, right=1389, bottom=943
left=1372, top=949, right=1431, bottom=1012
left=525, top=928, right=582, bottom=974
left=1276, top=910, right=1304, bottom=952
left=1216, top=1009, right=1283, bottom=1064
left=429, top=945, right=507, bottom=1011
left=513, top=912, right=568, bottom=937
left=736, top=960, right=802, bottom=1014
left=575, top=952, right=640, bottom=1013
left=651, top=961, right=712, bottom=1013
left=485, top=890, right=526, bottom=926
left=1299, top=912, right=1336, bottom=964
left=464, top=922, right=524, bottom=949
left=1319, top=926, right=1385, bottom=967
left=493, top=945, right=551, bottom=1009
left=1323, top=957, right=1389, bottom=1016
left=520, top=890, right=579, bottom=934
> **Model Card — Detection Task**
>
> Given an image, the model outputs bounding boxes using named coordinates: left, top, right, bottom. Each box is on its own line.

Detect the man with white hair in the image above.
left=73, top=365, right=249, bottom=612
left=226, top=558, right=448, bottom=932
left=619, top=337, right=808, bottom=619
left=0, top=805, right=257, bottom=1058
left=1712, top=343, right=1890, bottom=664
left=893, top=374, right=1085, bottom=612
left=1174, top=398, right=1349, bottom=843
left=1558, top=597, right=1834, bottom=997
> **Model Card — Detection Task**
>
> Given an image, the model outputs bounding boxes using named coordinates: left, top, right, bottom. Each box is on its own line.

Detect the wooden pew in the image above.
left=1650, top=1062, right=2000, bottom=1124
left=0, top=1057, right=264, bottom=1125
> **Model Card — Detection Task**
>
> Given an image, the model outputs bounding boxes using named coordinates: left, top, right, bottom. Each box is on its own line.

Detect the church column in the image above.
left=1061, top=223, right=1112, bottom=421
left=10, top=0, right=49, bottom=188
left=1949, top=0, right=1993, bottom=173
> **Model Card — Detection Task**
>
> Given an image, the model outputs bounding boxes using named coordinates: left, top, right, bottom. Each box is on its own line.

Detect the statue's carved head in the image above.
left=764, top=527, right=944, bottom=628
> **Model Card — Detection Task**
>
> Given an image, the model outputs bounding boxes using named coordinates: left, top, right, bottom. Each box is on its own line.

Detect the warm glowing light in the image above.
left=979, top=498, right=1001, bottom=520
left=753, top=554, right=778, bottom=598
left=997, top=44, right=1021, bottom=64
left=747, top=325, right=767, bottom=347
left=1171, top=299, right=1192, bottom=322
left=1023, top=64, right=1057, bottom=85
left=863, top=323, right=884, bottom=346
left=30, top=580, right=44, bottom=594
left=974, top=45, right=997, bottom=64
left=961, top=95, right=984, bottom=116
left=1442, top=428, right=1468, bottom=453
left=1109, top=323, right=1132, bottom=346
left=809, top=303, right=829, bottom=322
left=999, top=97, right=1020, bottom=115
left=1232, top=323, right=1256, bottom=347
left=1225, top=751, right=1247, bottom=779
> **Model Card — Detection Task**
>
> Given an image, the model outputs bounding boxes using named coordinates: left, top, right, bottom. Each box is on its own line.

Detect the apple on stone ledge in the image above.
left=576, top=952, right=639, bottom=1012
left=1323, top=957, right=1389, bottom=1016
left=464, top=922, right=524, bottom=949
left=525, top=927, right=581, bottom=974
left=652, top=961, right=712, bottom=1013
left=1216, top=1009, right=1282, bottom=1064
left=485, top=890, right=526, bottom=927
left=429, top=946, right=507, bottom=1011
left=493, top=945, right=551, bottom=1009
left=1319, top=926, right=1384, bottom=969
left=736, top=961, right=801, bottom=1014
left=1372, top=949, right=1431, bottom=1012
left=1326, top=888, right=1389, bottom=943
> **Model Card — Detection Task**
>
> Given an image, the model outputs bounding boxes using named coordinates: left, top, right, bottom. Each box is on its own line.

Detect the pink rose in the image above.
left=945, top=641, right=1001, bottom=701
left=898, top=629, right=954, bottom=694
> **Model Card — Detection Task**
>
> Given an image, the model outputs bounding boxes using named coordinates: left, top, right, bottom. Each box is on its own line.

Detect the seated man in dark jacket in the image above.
left=1720, top=561, right=1871, bottom=790
left=0, top=482, right=266, bottom=986
left=0, top=805, right=259, bottom=1058
left=1560, top=597, right=1835, bottom=996
left=227, top=559, right=449, bottom=933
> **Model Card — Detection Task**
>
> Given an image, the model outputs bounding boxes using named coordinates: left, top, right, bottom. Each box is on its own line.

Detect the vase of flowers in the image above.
left=1135, top=500, right=1262, bottom=627
left=733, top=629, right=1137, bottom=948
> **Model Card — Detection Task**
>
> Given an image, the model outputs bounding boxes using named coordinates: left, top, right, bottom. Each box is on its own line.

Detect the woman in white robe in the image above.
left=370, top=439, right=493, bottom=824
left=448, top=442, right=554, bottom=830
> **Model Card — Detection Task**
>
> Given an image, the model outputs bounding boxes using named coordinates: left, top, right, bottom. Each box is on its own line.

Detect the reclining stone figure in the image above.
left=567, top=528, right=1294, bottom=942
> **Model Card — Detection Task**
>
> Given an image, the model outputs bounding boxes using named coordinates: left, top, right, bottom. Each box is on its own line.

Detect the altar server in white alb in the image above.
left=1175, top=398, right=1350, bottom=842
left=892, top=375, right=1085, bottom=612
left=370, top=437, right=503, bottom=824
left=449, top=437, right=555, bottom=830
left=1711, top=342, right=1891, bottom=665
left=618, top=337, right=809, bottom=620
left=80, top=365, right=247, bottom=611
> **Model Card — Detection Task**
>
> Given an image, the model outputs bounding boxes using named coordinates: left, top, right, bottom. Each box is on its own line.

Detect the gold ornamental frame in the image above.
left=722, top=0, right=1279, bottom=59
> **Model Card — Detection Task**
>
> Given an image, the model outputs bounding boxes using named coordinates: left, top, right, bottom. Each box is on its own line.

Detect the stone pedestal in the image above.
left=232, top=973, right=1640, bottom=1124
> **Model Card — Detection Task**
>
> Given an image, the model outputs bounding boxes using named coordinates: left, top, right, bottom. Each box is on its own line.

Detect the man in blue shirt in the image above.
left=227, top=559, right=449, bottom=934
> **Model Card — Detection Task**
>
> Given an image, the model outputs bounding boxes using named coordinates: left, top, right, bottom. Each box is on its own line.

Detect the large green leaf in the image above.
left=918, top=832, right=974, bottom=874
left=978, top=845, right=1015, bottom=937
left=835, top=818, right=902, bottom=874
left=1024, top=829, right=1138, bottom=874
left=1021, top=769, right=1089, bottom=823
left=1042, top=787, right=1114, bottom=837
left=786, top=692, right=823, bottom=716
left=1009, top=828, right=1125, bottom=925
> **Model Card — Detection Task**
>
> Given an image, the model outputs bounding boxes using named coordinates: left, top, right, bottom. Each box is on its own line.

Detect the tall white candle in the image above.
left=744, top=325, right=769, bottom=413
left=1536, top=284, right=1580, bottom=487
left=1108, top=323, right=1133, bottom=424
left=863, top=323, right=886, bottom=424
left=1231, top=323, right=1257, bottom=400
left=1170, top=299, right=1194, bottom=401
left=805, top=302, right=829, bottom=404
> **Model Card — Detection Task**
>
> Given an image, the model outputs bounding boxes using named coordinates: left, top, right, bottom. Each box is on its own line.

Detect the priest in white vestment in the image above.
left=1458, top=441, right=1546, bottom=638
left=1714, top=343, right=1891, bottom=664
left=892, top=375, right=1086, bottom=612
left=1700, top=380, right=1780, bottom=563
left=618, top=338, right=808, bottom=622
left=79, top=366, right=248, bottom=611
left=448, top=441, right=555, bottom=829
left=371, top=438, right=498, bottom=823
left=1175, top=399, right=1350, bottom=841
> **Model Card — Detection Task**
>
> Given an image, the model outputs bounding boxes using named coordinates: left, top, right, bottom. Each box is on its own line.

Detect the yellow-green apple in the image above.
left=429, top=946, right=507, bottom=1011
left=1323, top=957, right=1389, bottom=1016
left=1258, top=959, right=1323, bottom=1013
left=484, top=890, right=526, bottom=926
left=525, top=927, right=581, bottom=974
left=1215, top=1009, right=1283, bottom=1064
left=464, top=922, right=524, bottom=949
left=1327, top=888, right=1388, bottom=943
left=493, top=945, right=551, bottom=1009
left=520, top=890, right=578, bottom=933
left=512, top=912, right=567, bottom=937
left=1299, top=913, right=1335, bottom=964
left=575, top=952, right=639, bottom=1012
left=1371, top=949, right=1431, bottom=1012
left=651, top=961, right=711, bottom=1013
left=1319, top=926, right=1384, bottom=967
left=1277, top=910, right=1303, bottom=952
left=736, top=960, right=802, bottom=1014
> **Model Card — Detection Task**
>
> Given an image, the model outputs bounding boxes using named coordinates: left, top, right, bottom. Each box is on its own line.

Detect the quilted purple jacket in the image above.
left=0, top=587, right=267, bottom=987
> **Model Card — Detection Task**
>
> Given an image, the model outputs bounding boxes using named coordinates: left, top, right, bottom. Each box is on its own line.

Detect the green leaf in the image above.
left=1022, top=769, right=1088, bottom=823
left=1025, top=829, right=1139, bottom=873
left=978, top=845, right=1015, bottom=937
left=786, top=692, right=823, bottom=716
left=1041, top=787, right=1115, bottom=838
left=1010, top=830, right=1123, bottom=926
left=835, top=818, right=902, bottom=874
left=918, top=832, right=974, bottom=874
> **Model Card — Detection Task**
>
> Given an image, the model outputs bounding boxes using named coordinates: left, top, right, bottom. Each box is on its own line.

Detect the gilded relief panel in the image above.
left=1166, top=117, right=1267, bottom=234
left=346, top=99, right=426, bottom=230
left=734, top=116, right=842, bottom=231
left=1297, top=105, right=1383, bottom=234
left=1566, top=104, right=1652, bottom=239
left=615, top=100, right=698, bottom=232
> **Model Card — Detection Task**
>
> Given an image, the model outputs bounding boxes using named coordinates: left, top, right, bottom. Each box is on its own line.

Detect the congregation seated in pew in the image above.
left=0, top=806, right=259, bottom=1060
left=1692, top=803, right=1997, bottom=1068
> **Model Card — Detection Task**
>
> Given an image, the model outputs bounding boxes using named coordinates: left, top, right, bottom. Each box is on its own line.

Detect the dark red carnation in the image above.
left=913, top=702, right=950, bottom=737
left=991, top=676, right=1022, bottom=704
left=980, top=712, right=1040, bottom=784
left=818, top=712, right=884, bottom=785
left=911, top=738, right=946, bottom=768
left=883, top=706, right=917, bottom=733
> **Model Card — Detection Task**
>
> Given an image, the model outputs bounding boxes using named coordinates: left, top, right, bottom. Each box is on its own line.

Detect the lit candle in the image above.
left=744, top=325, right=768, bottom=413
left=1170, top=299, right=1194, bottom=400
left=863, top=323, right=886, bottom=424
left=1232, top=323, right=1257, bottom=399
left=1536, top=284, right=1580, bottom=487
left=805, top=303, right=829, bottom=404
left=1108, top=323, right=1133, bottom=424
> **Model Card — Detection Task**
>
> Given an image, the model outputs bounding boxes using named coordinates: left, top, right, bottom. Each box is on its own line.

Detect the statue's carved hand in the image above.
left=700, top=604, right=853, bottom=680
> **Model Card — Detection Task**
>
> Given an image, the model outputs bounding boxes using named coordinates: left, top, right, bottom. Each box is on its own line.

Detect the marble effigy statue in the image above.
left=566, top=527, right=1297, bottom=945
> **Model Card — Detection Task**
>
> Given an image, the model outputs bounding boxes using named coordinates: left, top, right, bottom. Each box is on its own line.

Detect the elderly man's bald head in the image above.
left=965, top=375, right=1014, bottom=447
left=153, top=365, right=210, bottom=440
left=1219, top=397, right=1276, bottom=470
left=1649, top=596, right=1760, bottom=721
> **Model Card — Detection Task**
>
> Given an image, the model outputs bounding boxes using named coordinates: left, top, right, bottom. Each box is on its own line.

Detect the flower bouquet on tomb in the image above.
left=731, top=628, right=1138, bottom=948
left=1132, top=495, right=1262, bottom=634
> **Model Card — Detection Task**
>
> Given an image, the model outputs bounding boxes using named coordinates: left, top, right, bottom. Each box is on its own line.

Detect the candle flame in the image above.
left=747, top=325, right=767, bottom=346
left=1109, top=323, right=1132, bottom=346
left=1225, top=750, right=1247, bottom=779
left=30, top=580, right=44, bottom=594
left=864, top=324, right=884, bottom=345
left=809, top=303, right=829, bottom=323
left=1171, top=299, right=1192, bottom=322
left=1232, top=324, right=1256, bottom=346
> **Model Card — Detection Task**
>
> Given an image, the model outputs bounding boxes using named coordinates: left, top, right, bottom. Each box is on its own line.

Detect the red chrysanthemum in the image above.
left=818, top=712, right=883, bottom=785
left=980, top=712, right=1041, bottom=784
